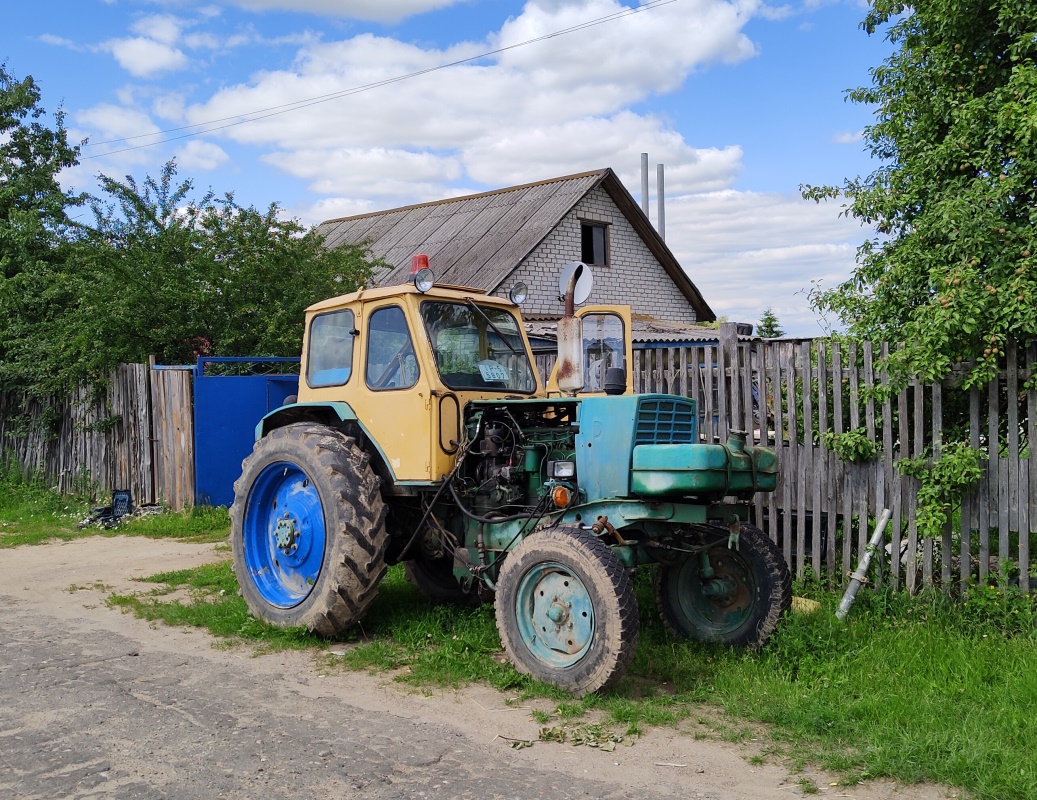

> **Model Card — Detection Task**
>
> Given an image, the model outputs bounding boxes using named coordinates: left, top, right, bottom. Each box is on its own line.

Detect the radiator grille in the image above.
left=634, top=397, right=697, bottom=444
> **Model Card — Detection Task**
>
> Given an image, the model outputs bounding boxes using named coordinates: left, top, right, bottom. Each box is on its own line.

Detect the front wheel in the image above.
left=655, top=523, right=790, bottom=647
left=230, top=423, right=388, bottom=637
left=495, top=528, right=639, bottom=696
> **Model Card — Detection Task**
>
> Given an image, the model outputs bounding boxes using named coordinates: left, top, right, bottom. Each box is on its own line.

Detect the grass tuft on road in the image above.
left=109, top=560, right=322, bottom=650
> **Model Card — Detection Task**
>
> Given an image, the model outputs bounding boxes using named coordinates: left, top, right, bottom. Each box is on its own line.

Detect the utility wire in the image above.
left=82, top=0, right=678, bottom=160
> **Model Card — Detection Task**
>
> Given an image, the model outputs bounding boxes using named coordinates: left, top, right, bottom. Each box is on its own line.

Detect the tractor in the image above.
left=229, top=259, right=791, bottom=696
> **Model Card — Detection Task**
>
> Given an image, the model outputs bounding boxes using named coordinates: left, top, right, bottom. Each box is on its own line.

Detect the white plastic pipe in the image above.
left=836, top=508, right=892, bottom=622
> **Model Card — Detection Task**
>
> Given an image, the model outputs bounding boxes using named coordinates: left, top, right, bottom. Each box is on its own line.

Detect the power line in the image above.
left=82, top=0, right=678, bottom=160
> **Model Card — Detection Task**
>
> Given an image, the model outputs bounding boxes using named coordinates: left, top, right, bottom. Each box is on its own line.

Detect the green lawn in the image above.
left=0, top=457, right=228, bottom=547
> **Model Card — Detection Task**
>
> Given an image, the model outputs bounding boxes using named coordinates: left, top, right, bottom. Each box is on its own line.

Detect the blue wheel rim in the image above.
left=242, top=461, right=327, bottom=609
left=515, top=562, right=594, bottom=669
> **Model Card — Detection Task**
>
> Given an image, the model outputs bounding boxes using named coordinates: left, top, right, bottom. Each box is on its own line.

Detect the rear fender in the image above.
left=256, top=401, right=397, bottom=483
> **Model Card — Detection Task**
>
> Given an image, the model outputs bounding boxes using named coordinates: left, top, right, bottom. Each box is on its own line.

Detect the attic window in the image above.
left=581, top=221, right=609, bottom=266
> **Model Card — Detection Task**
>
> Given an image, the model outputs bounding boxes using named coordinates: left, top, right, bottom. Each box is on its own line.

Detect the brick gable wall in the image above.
left=500, top=185, right=698, bottom=324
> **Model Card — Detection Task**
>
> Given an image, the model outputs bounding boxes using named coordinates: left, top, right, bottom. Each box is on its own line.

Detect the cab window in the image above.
left=306, top=309, right=355, bottom=388
left=366, top=306, right=419, bottom=390
left=581, top=312, right=626, bottom=393
left=420, top=300, right=536, bottom=393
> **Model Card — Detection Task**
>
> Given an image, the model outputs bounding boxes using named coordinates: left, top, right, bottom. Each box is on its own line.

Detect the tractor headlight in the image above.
left=413, top=268, right=435, bottom=293
left=548, top=460, right=576, bottom=479
left=509, top=281, right=528, bottom=305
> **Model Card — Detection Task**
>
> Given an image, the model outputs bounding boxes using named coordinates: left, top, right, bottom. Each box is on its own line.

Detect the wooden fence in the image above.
left=633, top=324, right=1036, bottom=593
left=4, top=342, right=1035, bottom=592
left=0, top=364, right=195, bottom=511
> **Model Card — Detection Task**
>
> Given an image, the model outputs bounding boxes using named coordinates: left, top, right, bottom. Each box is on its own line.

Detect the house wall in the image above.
left=503, top=185, right=699, bottom=324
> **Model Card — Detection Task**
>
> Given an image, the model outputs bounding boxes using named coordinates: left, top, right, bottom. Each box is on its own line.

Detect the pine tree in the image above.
left=757, top=307, right=784, bottom=338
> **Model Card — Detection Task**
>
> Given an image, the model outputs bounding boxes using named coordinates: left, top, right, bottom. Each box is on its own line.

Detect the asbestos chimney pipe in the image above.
left=641, top=152, right=650, bottom=218
left=657, top=163, right=665, bottom=241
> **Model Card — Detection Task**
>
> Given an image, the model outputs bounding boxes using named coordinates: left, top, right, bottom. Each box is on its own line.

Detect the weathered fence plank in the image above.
left=151, top=367, right=195, bottom=511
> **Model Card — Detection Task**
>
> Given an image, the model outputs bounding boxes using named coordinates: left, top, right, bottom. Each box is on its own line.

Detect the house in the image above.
left=316, top=168, right=715, bottom=325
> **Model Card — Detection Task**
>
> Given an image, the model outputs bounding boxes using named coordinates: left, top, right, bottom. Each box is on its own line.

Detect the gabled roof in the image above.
left=317, top=168, right=714, bottom=321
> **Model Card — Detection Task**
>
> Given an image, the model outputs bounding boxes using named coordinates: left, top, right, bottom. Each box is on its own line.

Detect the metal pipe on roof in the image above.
left=657, top=163, right=665, bottom=241
left=640, top=152, right=650, bottom=218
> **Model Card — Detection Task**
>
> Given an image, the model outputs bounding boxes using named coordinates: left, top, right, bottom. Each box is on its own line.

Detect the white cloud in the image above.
left=264, top=147, right=462, bottom=198
left=290, top=195, right=384, bottom=224
left=463, top=112, right=742, bottom=193
left=758, top=4, right=794, bottom=20
left=65, top=105, right=162, bottom=181
left=38, top=34, right=79, bottom=49
left=834, top=130, right=863, bottom=144
left=228, top=0, right=465, bottom=23
left=180, top=0, right=759, bottom=158
left=152, top=92, right=187, bottom=123
left=176, top=140, right=230, bottom=170
left=663, top=190, right=865, bottom=335
left=102, top=37, right=189, bottom=77
left=184, top=31, right=223, bottom=49
left=76, top=104, right=163, bottom=143
left=130, top=14, right=185, bottom=45
left=494, top=0, right=757, bottom=88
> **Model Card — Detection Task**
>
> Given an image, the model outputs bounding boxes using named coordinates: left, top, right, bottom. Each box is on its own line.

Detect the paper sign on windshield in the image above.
left=477, top=360, right=509, bottom=382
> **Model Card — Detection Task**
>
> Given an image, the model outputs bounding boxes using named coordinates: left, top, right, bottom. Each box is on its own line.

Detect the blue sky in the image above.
left=4, top=0, right=891, bottom=335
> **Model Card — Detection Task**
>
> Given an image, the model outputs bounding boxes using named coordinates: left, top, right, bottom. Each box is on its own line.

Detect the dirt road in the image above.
left=0, top=537, right=952, bottom=799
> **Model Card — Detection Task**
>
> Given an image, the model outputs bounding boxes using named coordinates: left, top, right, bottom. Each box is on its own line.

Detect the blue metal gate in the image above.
left=193, top=357, right=300, bottom=507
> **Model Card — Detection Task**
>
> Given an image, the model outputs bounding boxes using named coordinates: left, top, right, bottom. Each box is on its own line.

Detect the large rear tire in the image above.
left=654, top=523, right=790, bottom=647
left=495, top=528, right=639, bottom=696
left=230, top=423, right=388, bottom=637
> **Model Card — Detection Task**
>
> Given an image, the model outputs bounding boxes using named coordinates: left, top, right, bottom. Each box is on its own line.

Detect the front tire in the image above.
left=655, top=523, right=790, bottom=647
left=495, top=528, right=639, bottom=696
left=230, top=423, right=388, bottom=637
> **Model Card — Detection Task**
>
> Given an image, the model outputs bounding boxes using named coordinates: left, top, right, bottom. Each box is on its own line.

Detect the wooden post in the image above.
left=719, top=322, right=738, bottom=442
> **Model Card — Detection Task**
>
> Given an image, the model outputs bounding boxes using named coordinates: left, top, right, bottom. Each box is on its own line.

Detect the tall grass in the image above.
left=707, top=585, right=1037, bottom=799
left=0, top=453, right=229, bottom=546
left=0, top=454, right=91, bottom=546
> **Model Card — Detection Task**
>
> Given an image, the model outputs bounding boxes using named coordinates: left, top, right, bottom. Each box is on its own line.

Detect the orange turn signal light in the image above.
left=552, top=485, right=571, bottom=508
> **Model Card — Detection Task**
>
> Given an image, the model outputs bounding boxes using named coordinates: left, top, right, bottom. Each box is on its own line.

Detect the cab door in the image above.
left=354, top=301, right=434, bottom=481
left=547, top=305, right=634, bottom=395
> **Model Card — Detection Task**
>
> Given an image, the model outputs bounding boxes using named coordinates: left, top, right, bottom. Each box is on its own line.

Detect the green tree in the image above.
left=757, top=307, right=785, bottom=338
left=65, top=161, right=374, bottom=379
left=0, top=65, right=85, bottom=396
left=804, top=0, right=1037, bottom=386
left=4, top=160, right=375, bottom=395
left=0, top=65, right=82, bottom=279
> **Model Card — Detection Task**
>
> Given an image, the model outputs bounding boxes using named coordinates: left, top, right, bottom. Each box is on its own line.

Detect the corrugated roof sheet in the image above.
left=317, top=171, right=605, bottom=293
left=317, top=168, right=714, bottom=321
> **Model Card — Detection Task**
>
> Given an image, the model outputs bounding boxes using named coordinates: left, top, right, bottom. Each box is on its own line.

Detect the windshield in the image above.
left=420, top=300, right=537, bottom=393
